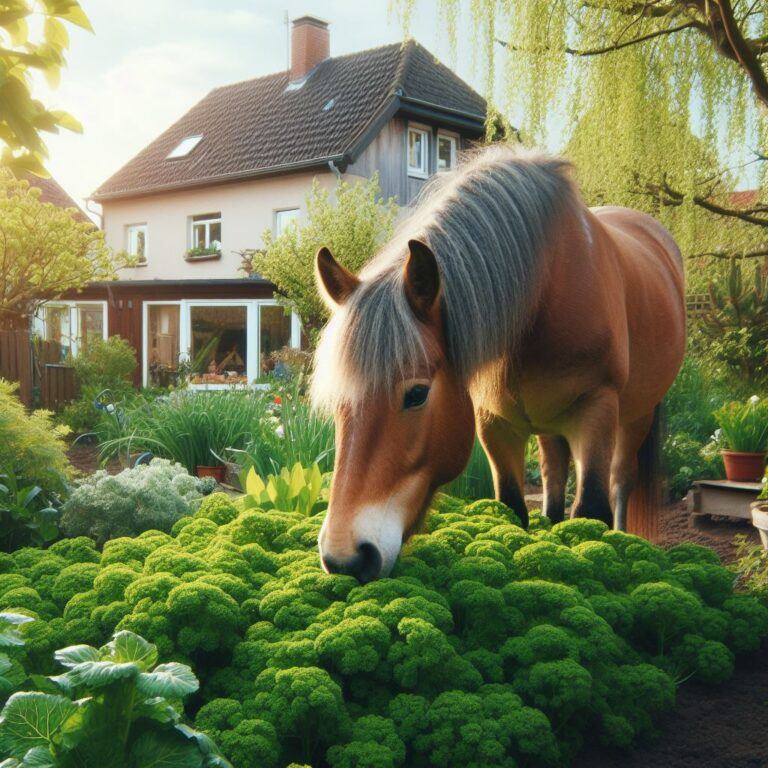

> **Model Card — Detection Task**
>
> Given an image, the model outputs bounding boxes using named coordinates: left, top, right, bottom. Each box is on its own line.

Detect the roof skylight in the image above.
left=167, top=135, right=202, bottom=159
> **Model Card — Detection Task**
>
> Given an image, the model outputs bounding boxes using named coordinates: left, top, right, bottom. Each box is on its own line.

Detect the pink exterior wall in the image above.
left=101, top=171, right=351, bottom=281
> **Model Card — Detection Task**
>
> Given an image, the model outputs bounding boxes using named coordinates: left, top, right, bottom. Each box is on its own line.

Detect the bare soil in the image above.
left=656, top=498, right=759, bottom=564
left=67, top=442, right=124, bottom=476
left=572, top=649, right=768, bottom=768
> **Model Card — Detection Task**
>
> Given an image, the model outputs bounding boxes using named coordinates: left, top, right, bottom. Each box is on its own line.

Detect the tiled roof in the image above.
left=21, top=173, right=89, bottom=221
left=93, top=40, right=486, bottom=200
left=729, top=189, right=760, bottom=208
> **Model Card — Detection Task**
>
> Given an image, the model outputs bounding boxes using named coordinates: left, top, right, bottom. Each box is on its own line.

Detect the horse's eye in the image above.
left=403, top=384, right=430, bottom=410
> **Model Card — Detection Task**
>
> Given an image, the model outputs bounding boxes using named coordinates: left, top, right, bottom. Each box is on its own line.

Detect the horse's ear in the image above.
left=404, top=239, right=441, bottom=321
left=315, top=247, right=359, bottom=308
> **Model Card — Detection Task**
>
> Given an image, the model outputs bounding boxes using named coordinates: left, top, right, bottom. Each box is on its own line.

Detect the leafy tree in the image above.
left=0, top=173, right=128, bottom=330
left=247, top=175, right=398, bottom=339
left=0, top=0, right=92, bottom=175
left=397, top=0, right=768, bottom=263
left=693, top=257, right=768, bottom=385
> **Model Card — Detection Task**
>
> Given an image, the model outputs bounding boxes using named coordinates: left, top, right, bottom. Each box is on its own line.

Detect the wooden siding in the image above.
left=349, top=113, right=484, bottom=206
left=349, top=116, right=409, bottom=202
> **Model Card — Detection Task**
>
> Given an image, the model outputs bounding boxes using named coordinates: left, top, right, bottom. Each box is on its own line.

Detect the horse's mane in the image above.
left=312, top=144, right=581, bottom=411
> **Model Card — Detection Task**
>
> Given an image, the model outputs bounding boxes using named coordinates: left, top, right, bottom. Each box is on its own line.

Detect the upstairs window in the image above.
left=126, top=224, right=148, bottom=264
left=274, top=208, right=300, bottom=236
left=407, top=126, right=429, bottom=178
left=167, top=135, right=202, bottom=159
left=190, top=213, right=221, bottom=255
left=437, top=134, right=457, bottom=171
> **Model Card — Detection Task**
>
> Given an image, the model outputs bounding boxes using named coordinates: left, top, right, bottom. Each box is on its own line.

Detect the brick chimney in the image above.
left=290, top=15, right=329, bottom=81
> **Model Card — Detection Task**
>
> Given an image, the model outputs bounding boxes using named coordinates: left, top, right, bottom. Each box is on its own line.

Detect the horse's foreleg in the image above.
left=537, top=435, right=570, bottom=524
left=563, top=388, right=618, bottom=527
left=477, top=415, right=529, bottom=528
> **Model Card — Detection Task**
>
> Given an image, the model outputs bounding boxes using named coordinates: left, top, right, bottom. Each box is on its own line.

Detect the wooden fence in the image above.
left=0, top=330, right=76, bottom=409
left=0, top=330, right=33, bottom=406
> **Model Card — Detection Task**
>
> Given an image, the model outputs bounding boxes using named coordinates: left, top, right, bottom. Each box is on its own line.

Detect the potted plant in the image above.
left=752, top=467, right=768, bottom=549
left=713, top=396, right=768, bottom=482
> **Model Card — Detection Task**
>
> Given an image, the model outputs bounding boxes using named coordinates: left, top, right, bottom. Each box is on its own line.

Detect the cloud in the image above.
left=39, top=40, right=239, bottom=205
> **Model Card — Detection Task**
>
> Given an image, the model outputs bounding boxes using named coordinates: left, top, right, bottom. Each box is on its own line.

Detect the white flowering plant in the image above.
left=61, top=459, right=207, bottom=545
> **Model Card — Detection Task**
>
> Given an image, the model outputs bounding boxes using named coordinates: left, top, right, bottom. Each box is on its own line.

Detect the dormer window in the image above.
left=407, top=125, right=429, bottom=178
left=167, top=135, right=202, bottom=159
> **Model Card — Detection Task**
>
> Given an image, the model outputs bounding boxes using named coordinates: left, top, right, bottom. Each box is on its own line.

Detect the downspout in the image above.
left=328, top=159, right=343, bottom=181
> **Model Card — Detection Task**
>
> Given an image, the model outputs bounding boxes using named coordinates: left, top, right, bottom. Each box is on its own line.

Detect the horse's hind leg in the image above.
left=477, top=413, right=529, bottom=528
left=563, top=388, right=618, bottom=527
left=538, top=435, right=570, bottom=524
left=610, top=412, right=655, bottom=531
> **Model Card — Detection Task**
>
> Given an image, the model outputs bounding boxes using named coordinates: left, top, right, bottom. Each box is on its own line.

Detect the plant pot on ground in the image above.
left=196, top=464, right=226, bottom=483
left=713, top=397, right=768, bottom=482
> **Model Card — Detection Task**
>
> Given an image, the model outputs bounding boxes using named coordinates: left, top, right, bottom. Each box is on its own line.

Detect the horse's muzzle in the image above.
left=321, top=541, right=382, bottom=583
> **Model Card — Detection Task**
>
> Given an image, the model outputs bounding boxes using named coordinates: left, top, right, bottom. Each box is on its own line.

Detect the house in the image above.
left=38, top=15, right=486, bottom=388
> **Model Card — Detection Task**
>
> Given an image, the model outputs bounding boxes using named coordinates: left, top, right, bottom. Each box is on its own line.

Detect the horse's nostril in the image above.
left=321, top=543, right=382, bottom=582
left=355, top=542, right=382, bottom=584
left=321, top=553, right=344, bottom=575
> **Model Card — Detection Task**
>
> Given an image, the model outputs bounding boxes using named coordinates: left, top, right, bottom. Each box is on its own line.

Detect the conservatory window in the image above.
left=259, top=304, right=293, bottom=375
left=43, top=305, right=71, bottom=359
left=189, top=305, right=248, bottom=385
left=75, top=304, right=104, bottom=354
left=147, top=304, right=180, bottom=387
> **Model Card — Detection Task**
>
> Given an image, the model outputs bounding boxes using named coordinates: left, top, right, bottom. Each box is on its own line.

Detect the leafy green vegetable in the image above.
left=1, top=493, right=766, bottom=767
left=0, top=630, right=229, bottom=768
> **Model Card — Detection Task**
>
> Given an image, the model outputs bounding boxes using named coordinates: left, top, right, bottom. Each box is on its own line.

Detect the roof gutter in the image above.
left=91, top=153, right=348, bottom=202
left=397, top=95, right=486, bottom=133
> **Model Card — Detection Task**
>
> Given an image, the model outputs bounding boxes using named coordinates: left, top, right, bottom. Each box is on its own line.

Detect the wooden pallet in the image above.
left=687, top=479, right=762, bottom=523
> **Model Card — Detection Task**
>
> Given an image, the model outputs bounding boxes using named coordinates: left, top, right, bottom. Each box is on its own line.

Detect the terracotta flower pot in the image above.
left=721, top=450, right=766, bottom=482
left=196, top=464, right=226, bottom=483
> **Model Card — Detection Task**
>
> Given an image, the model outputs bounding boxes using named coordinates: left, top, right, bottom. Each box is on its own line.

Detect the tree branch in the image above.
left=711, top=0, right=768, bottom=110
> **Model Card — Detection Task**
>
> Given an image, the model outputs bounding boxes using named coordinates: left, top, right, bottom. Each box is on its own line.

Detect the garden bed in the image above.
left=573, top=645, right=768, bottom=768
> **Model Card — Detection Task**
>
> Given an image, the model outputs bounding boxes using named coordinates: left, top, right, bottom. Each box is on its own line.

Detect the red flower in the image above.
left=273, top=396, right=282, bottom=405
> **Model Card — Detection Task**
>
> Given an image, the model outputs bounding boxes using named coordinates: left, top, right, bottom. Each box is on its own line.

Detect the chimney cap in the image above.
left=292, top=14, right=329, bottom=28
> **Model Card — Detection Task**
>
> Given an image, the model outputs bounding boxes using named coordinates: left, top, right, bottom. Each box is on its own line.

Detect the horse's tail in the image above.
left=627, top=405, right=663, bottom=541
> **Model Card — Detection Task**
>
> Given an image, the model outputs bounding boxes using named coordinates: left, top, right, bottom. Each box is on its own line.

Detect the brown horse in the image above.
left=313, top=146, right=685, bottom=582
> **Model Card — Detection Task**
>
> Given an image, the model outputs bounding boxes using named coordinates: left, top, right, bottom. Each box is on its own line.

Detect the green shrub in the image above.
left=1, top=493, right=765, bottom=767
left=0, top=380, right=72, bottom=496
left=60, top=459, right=205, bottom=545
left=59, top=336, right=137, bottom=434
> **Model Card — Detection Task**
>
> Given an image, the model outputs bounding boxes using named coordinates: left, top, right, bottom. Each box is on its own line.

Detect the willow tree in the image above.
left=0, top=1, right=91, bottom=176
left=397, top=1, right=768, bottom=274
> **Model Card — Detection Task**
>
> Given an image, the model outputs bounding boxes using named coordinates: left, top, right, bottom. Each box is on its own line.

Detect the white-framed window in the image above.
left=142, top=299, right=302, bottom=388
left=167, top=135, right=202, bottom=159
left=274, top=208, right=300, bottom=236
left=126, top=224, right=148, bottom=264
left=437, top=133, right=458, bottom=171
left=407, top=125, right=430, bottom=178
left=33, top=301, right=108, bottom=358
left=189, top=213, right=222, bottom=253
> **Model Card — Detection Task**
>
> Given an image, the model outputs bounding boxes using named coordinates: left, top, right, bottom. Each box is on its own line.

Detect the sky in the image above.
left=34, top=0, right=487, bottom=213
